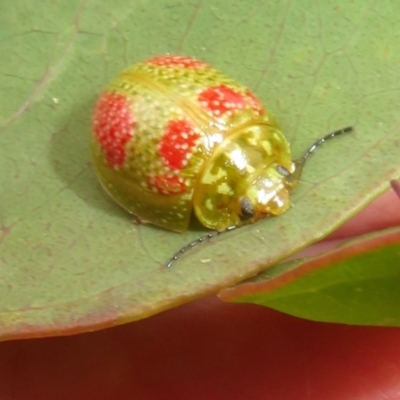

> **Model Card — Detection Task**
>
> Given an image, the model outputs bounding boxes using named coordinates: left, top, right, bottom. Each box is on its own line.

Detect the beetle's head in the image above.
left=236, top=162, right=295, bottom=223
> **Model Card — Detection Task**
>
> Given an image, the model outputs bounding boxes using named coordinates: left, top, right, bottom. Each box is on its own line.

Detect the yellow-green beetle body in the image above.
left=91, top=55, right=297, bottom=232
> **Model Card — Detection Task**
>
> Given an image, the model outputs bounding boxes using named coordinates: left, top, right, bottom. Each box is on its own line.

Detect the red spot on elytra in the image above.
left=159, top=119, right=200, bottom=170
left=92, top=92, right=135, bottom=167
left=198, top=85, right=248, bottom=117
left=147, top=55, right=207, bottom=69
left=148, top=175, right=186, bottom=195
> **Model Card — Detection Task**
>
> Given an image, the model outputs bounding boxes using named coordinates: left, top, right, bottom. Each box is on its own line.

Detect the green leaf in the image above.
left=1, top=0, right=400, bottom=340
left=221, top=227, right=400, bottom=326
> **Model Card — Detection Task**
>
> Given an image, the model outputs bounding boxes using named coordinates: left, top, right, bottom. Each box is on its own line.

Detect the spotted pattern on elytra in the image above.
left=92, top=92, right=135, bottom=167
left=198, top=85, right=248, bottom=118
left=91, top=55, right=288, bottom=232
left=147, top=174, right=187, bottom=195
left=158, top=118, right=201, bottom=170
left=245, top=90, right=265, bottom=116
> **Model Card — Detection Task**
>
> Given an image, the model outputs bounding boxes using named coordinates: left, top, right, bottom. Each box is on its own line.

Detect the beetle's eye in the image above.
left=240, top=197, right=254, bottom=220
left=275, top=164, right=291, bottom=177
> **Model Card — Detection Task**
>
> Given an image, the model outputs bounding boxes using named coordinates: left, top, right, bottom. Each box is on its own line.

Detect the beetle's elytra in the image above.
left=91, top=55, right=301, bottom=233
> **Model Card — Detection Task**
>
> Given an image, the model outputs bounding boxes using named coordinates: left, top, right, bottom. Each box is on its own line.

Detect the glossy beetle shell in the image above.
left=91, top=55, right=295, bottom=232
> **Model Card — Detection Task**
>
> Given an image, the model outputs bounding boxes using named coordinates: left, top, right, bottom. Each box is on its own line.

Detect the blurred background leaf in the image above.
left=220, top=227, right=400, bottom=326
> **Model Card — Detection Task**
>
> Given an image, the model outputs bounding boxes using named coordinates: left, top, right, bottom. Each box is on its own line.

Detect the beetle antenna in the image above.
left=302, top=126, right=354, bottom=161
left=166, top=225, right=237, bottom=268
left=293, top=126, right=354, bottom=181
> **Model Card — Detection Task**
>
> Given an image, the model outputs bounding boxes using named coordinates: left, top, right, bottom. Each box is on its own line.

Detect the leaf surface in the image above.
left=1, top=0, right=400, bottom=339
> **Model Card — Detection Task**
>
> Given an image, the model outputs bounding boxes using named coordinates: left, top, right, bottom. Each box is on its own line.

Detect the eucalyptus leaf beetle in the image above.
left=91, top=55, right=352, bottom=267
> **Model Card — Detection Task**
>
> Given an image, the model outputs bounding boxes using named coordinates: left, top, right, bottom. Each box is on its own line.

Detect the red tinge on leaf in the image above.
left=391, top=180, right=400, bottom=200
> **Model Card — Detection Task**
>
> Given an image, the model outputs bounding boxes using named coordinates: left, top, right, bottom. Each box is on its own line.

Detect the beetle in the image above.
left=91, top=55, right=352, bottom=266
